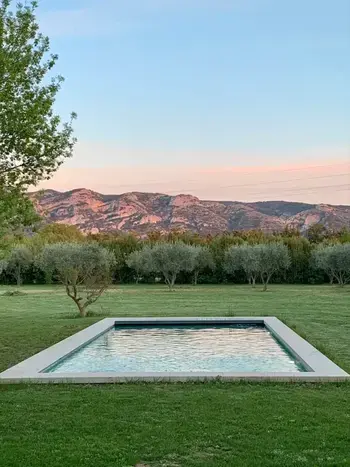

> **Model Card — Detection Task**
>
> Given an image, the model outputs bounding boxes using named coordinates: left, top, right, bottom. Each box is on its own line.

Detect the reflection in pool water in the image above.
left=48, top=324, right=305, bottom=373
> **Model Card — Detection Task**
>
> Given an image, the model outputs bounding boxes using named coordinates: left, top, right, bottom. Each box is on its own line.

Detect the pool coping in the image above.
left=0, top=317, right=348, bottom=383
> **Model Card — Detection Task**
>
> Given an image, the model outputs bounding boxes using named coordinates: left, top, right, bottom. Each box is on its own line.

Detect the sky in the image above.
left=36, top=0, right=349, bottom=204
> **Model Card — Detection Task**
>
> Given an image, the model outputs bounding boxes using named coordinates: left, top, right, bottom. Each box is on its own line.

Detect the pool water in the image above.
left=47, top=324, right=305, bottom=373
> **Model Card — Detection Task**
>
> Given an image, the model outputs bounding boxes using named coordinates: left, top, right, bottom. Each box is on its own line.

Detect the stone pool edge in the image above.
left=0, top=317, right=348, bottom=383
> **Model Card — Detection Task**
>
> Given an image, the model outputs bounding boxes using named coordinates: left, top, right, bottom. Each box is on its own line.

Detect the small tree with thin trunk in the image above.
left=313, top=244, right=350, bottom=286
left=224, top=245, right=260, bottom=287
left=312, top=245, right=335, bottom=284
left=126, top=249, right=151, bottom=284
left=36, top=243, right=116, bottom=317
left=0, top=258, right=7, bottom=275
left=138, top=242, right=197, bottom=290
left=255, top=243, right=291, bottom=291
left=6, top=245, right=33, bottom=286
left=192, top=246, right=215, bottom=285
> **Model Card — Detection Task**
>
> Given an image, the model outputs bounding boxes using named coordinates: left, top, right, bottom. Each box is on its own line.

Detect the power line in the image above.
left=164, top=184, right=349, bottom=200
left=166, top=172, right=350, bottom=194
left=215, top=172, right=349, bottom=190
left=104, top=162, right=349, bottom=190
left=241, top=183, right=349, bottom=197
left=240, top=186, right=349, bottom=202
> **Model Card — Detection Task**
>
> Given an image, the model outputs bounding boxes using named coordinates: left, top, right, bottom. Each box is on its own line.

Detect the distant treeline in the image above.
left=0, top=223, right=349, bottom=286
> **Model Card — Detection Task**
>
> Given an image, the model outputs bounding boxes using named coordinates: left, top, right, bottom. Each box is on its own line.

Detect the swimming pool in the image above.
left=0, top=317, right=348, bottom=383
left=47, top=324, right=306, bottom=373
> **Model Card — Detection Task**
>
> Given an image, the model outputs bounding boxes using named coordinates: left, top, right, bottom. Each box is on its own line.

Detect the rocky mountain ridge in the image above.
left=30, top=188, right=350, bottom=235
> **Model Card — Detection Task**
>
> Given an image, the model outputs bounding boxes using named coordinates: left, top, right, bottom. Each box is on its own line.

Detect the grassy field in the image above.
left=0, top=285, right=350, bottom=467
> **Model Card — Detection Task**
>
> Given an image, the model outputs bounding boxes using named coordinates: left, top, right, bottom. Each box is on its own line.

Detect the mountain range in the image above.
left=30, top=188, right=350, bottom=235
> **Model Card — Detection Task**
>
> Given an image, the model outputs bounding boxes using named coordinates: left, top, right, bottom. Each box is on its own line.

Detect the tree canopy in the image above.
left=255, top=243, right=291, bottom=291
left=128, top=242, right=198, bottom=290
left=224, top=245, right=260, bottom=287
left=36, top=243, right=115, bottom=316
left=313, top=244, right=350, bottom=286
left=192, top=246, right=215, bottom=285
left=0, top=186, right=39, bottom=234
left=0, top=0, right=76, bottom=232
left=5, top=244, right=33, bottom=286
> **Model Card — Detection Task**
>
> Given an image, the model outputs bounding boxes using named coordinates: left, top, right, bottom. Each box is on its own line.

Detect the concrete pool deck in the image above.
left=0, top=317, right=348, bottom=383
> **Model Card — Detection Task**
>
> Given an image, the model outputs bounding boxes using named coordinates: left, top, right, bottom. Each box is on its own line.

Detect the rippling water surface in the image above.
left=48, top=325, right=305, bottom=373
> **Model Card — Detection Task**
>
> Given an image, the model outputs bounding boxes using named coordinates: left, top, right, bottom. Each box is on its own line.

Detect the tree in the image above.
left=6, top=245, right=33, bottom=286
left=224, top=245, right=243, bottom=282
left=0, top=257, right=7, bottom=275
left=36, top=243, right=115, bottom=317
left=89, top=232, right=141, bottom=283
left=255, top=243, right=291, bottom=291
left=210, top=234, right=244, bottom=282
left=313, top=244, right=350, bottom=287
left=36, top=224, right=84, bottom=242
left=282, top=236, right=311, bottom=284
left=136, top=242, right=197, bottom=290
left=0, top=187, right=39, bottom=235
left=126, top=249, right=151, bottom=283
left=0, top=1, right=76, bottom=229
left=306, top=224, right=327, bottom=244
left=192, top=246, right=215, bottom=285
left=29, top=223, right=84, bottom=254
left=224, top=245, right=260, bottom=287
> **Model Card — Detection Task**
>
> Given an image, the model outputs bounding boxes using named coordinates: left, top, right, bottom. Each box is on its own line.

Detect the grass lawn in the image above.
left=0, top=284, right=350, bottom=467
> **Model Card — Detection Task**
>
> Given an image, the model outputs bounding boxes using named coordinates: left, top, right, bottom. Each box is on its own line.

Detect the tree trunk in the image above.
left=170, top=274, right=177, bottom=291
left=65, top=284, right=87, bottom=317
left=16, top=266, right=21, bottom=287
left=334, top=272, right=344, bottom=287
left=251, top=276, right=256, bottom=288
left=75, top=301, right=87, bottom=317
left=68, top=294, right=87, bottom=317
left=193, top=270, right=199, bottom=286
left=163, top=273, right=172, bottom=290
left=261, top=273, right=271, bottom=291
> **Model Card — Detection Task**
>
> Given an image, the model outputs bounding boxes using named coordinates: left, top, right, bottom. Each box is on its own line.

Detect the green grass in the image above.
left=1, top=285, right=350, bottom=466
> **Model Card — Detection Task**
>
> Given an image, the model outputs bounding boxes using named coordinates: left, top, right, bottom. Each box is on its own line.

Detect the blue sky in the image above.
left=36, top=0, right=350, bottom=202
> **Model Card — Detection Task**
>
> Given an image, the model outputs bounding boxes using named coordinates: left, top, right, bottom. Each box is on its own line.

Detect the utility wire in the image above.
left=166, top=173, right=350, bottom=194
left=106, top=162, right=349, bottom=190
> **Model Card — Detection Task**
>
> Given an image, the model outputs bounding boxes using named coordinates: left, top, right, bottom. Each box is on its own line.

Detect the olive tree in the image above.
left=192, top=246, right=215, bottom=285
left=133, top=242, right=197, bottom=290
left=255, top=243, right=291, bottom=291
left=313, top=244, right=350, bottom=286
left=126, top=248, right=152, bottom=283
left=312, top=245, right=335, bottom=284
left=0, top=258, right=7, bottom=275
left=36, top=243, right=115, bottom=317
left=224, top=244, right=260, bottom=287
left=6, top=245, right=33, bottom=286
